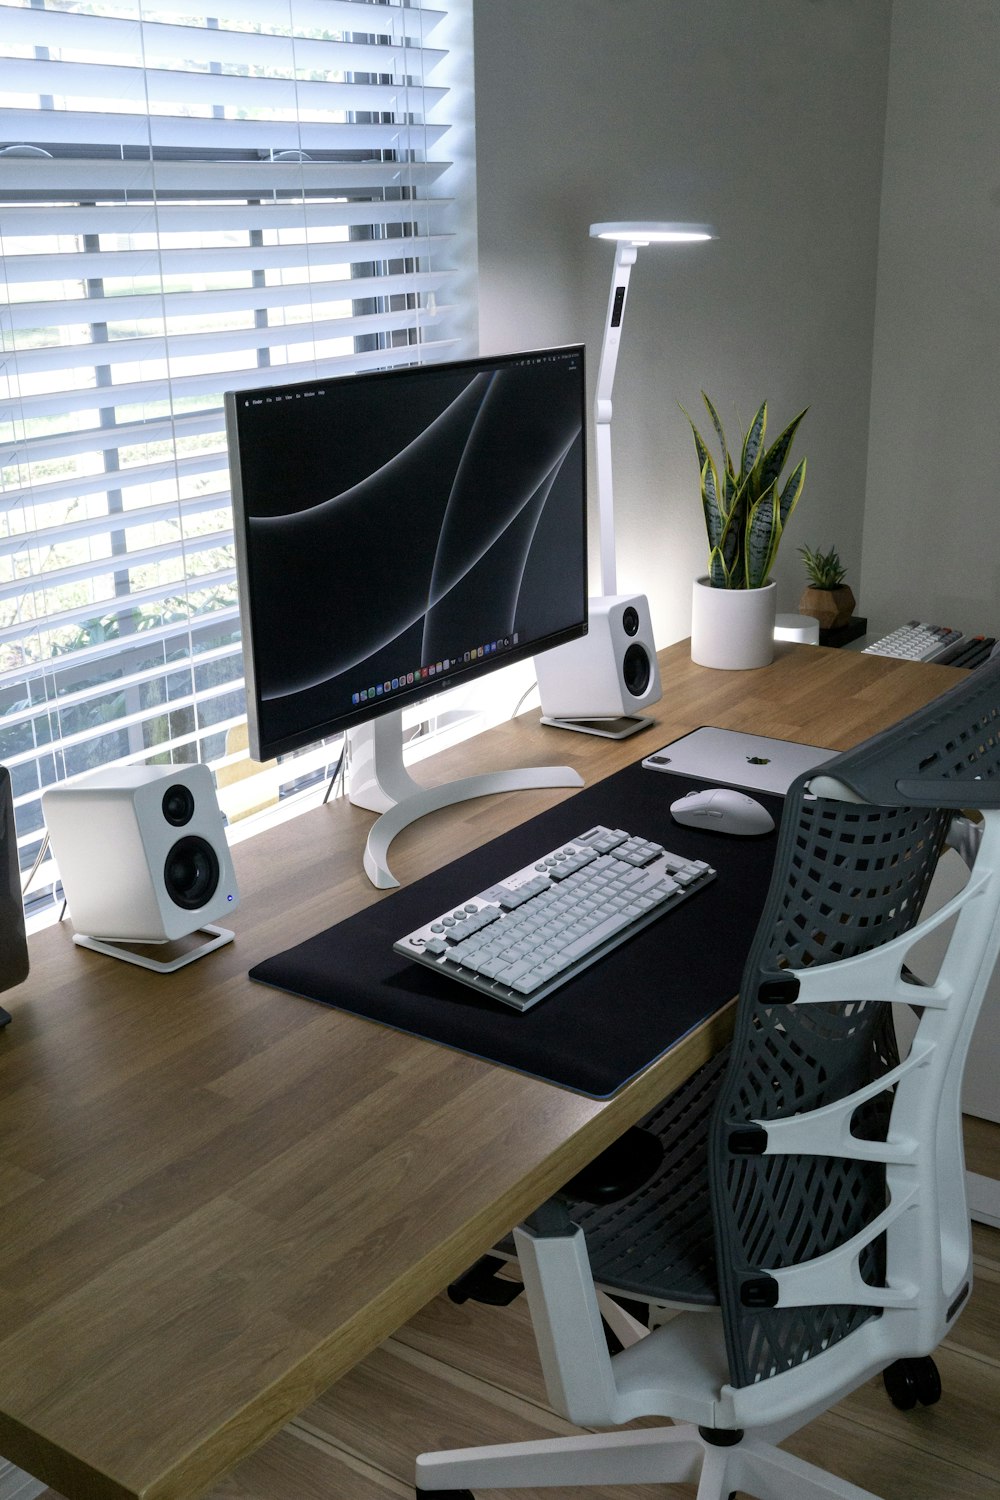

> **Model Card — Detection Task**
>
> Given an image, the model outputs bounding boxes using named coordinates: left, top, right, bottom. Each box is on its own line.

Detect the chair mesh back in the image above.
left=710, top=657, right=1000, bottom=1389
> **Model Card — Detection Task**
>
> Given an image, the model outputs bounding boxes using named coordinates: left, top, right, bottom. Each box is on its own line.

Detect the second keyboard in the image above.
left=394, top=825, right=716, bottom=1011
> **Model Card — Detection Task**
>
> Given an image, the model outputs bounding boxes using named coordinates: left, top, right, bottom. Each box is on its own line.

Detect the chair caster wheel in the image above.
left=883, top=1355, right=942, bottom=1410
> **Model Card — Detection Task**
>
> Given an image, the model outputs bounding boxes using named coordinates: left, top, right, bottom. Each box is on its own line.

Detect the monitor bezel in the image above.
left=226, top=345, right=589, bottom=763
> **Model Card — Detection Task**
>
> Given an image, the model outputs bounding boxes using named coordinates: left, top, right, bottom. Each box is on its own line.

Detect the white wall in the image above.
left=863, top=0, right=1000, bottom=642
left=472, top=0, right=893, bottom=646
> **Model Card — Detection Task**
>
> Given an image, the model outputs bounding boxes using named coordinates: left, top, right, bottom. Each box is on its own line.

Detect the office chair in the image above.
left=416, top=657, right=1000, bottom=1500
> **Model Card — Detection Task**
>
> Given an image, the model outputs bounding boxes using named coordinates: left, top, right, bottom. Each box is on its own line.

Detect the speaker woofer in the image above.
left=622, top=642, right=651, bottom=698
left=164, top=835, right=220, bottom=910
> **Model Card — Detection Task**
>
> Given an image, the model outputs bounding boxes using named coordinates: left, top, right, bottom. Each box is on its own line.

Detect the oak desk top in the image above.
left=0, top=642, right=959, bottom=1500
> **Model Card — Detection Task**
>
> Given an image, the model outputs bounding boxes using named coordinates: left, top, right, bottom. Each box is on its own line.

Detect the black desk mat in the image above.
left=249, top=764, right=782, bottom=1097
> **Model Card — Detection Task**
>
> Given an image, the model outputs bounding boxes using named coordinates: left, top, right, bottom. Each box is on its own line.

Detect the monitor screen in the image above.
left=226, top=345, right=588, bottom=763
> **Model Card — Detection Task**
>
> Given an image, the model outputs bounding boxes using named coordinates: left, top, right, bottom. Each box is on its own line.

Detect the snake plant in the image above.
left=682, top=392, right=808, bottom=589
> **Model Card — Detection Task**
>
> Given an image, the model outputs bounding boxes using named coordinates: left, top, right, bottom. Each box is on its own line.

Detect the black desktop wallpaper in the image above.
left=230, top=351, right=587, bottom=755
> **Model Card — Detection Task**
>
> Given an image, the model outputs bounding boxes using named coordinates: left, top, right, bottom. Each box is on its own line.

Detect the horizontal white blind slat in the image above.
left=3, top=674, right=246, bottom=775
left=0, top=491, right=231, bottom=554
left=4, top=59, right=448, bottom=119
left=0, top=527, right=234, bottom=604
left=0, top=0, right=447, bottom=42
left=0, top=6, right=447, bottom=75
left=0, top=566, right=239, bottom=647
left=0, top=158, right=449, bottom=199
left=0, top=198, right=452, bottom=238
left=2, top=452, right=231, bottom=517
left=5, top=302, right=451, bottom=379
left=4, top=272, right=450, bottom=331
left=1, top=607, right=243, bottom=693
left=2, top=234, right=453, bottom=285
left=2, top=637, right=242, bottom=734
left=1, top=409, right=223, bottom=467
left=0, top=109, right=449, bottom=153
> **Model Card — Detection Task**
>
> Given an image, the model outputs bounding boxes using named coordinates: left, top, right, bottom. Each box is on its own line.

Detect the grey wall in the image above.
left=863, top=0, right=1000, bottom=642
left=473, top=0, right=893, bottom=647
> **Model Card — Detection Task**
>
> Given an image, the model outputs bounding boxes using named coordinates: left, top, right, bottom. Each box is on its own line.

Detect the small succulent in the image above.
left=799, top=544, right=847, bottom=589
left=681, top=392, right=808, bottom=590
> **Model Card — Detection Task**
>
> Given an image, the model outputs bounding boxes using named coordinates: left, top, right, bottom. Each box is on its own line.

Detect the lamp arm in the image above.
left=593, top=241, right=637, bottom=597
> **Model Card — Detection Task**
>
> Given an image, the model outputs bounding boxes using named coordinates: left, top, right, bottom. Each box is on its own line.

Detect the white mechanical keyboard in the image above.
left=394, top=824, right=716, bottom=1011
left=862, top=621, right=964, bottom=662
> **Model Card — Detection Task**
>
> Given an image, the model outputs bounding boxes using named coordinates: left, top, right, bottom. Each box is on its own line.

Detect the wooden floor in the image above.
left=35, top=1119, right=999, bottom=1500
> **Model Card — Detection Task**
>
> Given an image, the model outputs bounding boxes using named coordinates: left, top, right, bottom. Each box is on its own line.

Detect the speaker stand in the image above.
left=540, top=714, right=654, bottom=740
left=72, top=924, right=235, bottom=973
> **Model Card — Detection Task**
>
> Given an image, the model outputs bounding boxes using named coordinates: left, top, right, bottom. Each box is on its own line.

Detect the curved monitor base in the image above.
left=348, top=711, right=583, bottom=889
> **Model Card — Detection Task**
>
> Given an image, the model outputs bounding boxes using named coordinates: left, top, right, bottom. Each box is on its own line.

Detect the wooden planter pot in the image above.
left=799, top=584, right=856, bottom=632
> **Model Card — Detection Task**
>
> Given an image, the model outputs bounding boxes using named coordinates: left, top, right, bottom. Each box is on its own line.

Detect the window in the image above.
left=0, top=0, right=476, bottom=916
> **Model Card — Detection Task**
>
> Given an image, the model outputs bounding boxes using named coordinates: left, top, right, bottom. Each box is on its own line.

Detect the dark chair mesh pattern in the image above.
left=711, top=657, right=1000, bottom=1390
left=568, top=1047, right=729, bottom=1306
left=711, top=798, right=950, bottom=1388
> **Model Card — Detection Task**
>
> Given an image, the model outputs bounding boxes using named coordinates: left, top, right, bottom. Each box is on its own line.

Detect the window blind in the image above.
left=0, top=0, right=473, bottom=915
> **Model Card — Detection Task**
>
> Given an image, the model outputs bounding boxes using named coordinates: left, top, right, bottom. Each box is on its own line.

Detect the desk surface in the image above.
left=0, top=642, right=959, bottom=1500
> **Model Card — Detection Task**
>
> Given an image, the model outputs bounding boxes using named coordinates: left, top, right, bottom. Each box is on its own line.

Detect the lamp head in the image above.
left=590, top=220, right=716, bottom=246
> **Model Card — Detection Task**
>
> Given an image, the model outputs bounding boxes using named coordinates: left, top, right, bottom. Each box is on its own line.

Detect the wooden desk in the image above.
left=0, top=642, right=959, bottom=1500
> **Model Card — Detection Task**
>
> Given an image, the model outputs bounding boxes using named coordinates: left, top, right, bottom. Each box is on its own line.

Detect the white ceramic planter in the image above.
left=690, top=576, right=777, bottom=670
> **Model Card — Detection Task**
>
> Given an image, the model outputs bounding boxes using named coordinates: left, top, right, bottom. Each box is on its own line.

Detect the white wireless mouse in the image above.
left=670, top=786, right=775, bottom=836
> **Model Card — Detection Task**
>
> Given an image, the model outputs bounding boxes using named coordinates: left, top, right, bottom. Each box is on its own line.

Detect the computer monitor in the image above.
left=225, top=345, right=588, bottom=887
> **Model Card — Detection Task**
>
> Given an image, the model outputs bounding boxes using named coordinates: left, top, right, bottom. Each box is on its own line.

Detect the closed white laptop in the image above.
left=642, top=726, right=833, bottom=796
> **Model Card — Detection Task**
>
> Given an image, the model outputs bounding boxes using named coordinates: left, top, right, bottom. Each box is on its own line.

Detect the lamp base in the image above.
left=540, top=714, right=654, bottom=740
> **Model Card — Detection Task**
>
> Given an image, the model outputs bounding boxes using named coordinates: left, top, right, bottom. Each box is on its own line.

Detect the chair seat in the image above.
left=607, top=1307, right=731, bottom=1425
left=493, top=1048, right=727, bottom=1308
left=573, top=1048, right=726, bottom=1306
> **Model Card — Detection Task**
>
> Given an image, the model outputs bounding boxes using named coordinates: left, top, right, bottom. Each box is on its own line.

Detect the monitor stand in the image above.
left=347, top=709, right=583, bottom=889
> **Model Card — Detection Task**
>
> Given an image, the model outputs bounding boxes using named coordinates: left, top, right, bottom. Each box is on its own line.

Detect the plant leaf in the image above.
left=757, top=407, right=809, bottom=497
left=741, top=401, right=766, bottom=479
left=745, top=481, right=780, bottom=588
left=708, top=545, right=733, bottom=588
left=721, top=464, right=738, bottom=522
left=701, top=391, right=732, bottom=479
left=700, top=455, right=725, bottom=551
left=717, top=506, right=744, bottom=584
left=777, top=456, right=807, bottom=526
left=679, top=405, right=711, bottom=477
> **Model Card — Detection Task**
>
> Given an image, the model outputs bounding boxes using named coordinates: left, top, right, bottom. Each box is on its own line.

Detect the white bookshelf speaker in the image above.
left=535, top=593, right=661, bottom=736
left=43, top=764, right=239, bottom=972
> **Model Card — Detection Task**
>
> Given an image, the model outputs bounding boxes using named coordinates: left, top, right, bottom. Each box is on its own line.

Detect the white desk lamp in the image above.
left=536, top=220, right=717, bottom=738
left=589, top=222, right=716, bottom=594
